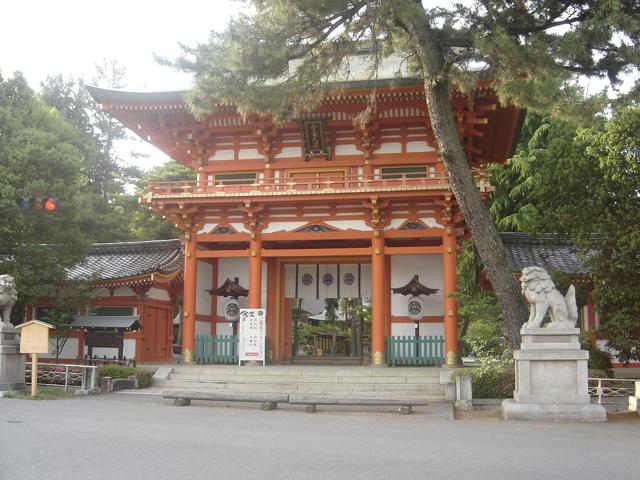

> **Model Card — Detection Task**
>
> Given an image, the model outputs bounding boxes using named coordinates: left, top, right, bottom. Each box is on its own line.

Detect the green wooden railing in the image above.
left=385, top=335, right=444, bottom=366
left=195, top=335, right=238, bottom=364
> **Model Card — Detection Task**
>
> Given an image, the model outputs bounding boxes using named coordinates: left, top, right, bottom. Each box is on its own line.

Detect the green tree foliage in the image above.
left=40, top=70, right=138, bottom=243
left=164, top=0, right=639, bottom=349
left=128, top=161, right=196, bottom=240
left=490, top=106, right=640, bottom=362
left=0, top=73, right=89, bottom=320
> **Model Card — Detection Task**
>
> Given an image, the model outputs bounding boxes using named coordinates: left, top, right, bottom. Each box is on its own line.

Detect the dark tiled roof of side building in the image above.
left=499, top=232, right=588, bottom=275
left=66, top=239, right=183, bottom=281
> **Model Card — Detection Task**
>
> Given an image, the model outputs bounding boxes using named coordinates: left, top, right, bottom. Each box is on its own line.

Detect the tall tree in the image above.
left=0, top=73, right=89, bottom=320
left=165, top=0, right=639, bottom=349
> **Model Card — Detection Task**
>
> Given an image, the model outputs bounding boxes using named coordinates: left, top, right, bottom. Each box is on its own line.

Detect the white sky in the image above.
left=1, top=0, right=243, bottom=170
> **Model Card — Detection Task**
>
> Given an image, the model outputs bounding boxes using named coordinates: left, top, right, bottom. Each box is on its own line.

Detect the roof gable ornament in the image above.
left=210, top=224, right=237, bottom=235
left=295, top=223, right=337, bottom=233
left=400, top=220, right=427, bottom=231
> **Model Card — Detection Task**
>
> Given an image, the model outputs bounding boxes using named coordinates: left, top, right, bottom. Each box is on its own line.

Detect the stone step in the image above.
left=169, top=373, right=443, bottom=384
left=157, top=379, right=446, bottom=395
left=171, top=365, right=443, bottom=378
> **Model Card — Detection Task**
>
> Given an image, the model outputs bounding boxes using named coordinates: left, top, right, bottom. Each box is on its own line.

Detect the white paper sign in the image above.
left=238, top=308, right=266, bottom=365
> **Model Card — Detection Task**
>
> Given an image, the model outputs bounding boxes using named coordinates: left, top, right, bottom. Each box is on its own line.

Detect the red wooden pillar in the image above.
left=249, top=233, right=262, bottom=308
left=443, top=228, right=459, bottom=366
left=210, top=259, right=218, bottom=336
left=182, top=233, right=198, bottom=364
left=371, top=231, right=386, bottom=365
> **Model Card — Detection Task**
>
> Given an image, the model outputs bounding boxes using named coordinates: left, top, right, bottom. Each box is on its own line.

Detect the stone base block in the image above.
left=501, top=399, right=607, bottom=422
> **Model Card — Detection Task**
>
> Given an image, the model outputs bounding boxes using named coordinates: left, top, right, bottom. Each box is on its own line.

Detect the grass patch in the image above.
left=4, top=387, right=75, bottom=400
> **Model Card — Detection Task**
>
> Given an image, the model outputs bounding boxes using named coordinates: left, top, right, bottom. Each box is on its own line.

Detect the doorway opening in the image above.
left=288, top=297, right=371, bottom=361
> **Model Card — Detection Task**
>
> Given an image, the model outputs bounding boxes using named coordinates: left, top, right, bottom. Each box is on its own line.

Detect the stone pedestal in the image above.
left=502, top=327, right=606, bottom=422
left=0, top=324, right=26, bottom=396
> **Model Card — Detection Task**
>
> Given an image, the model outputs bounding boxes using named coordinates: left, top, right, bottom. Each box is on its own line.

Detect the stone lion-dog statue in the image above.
left=0, top=274, right=18, bottom=327
left=520, top=267, right=578, bottom=329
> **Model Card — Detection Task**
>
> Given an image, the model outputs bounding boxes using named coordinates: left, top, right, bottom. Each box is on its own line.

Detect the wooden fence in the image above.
left=385, top=335, right=444, bottom=366
left=195, top=335, right=238, bottom=364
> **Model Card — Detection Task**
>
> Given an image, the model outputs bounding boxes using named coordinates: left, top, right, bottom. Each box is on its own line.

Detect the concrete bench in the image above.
left=288, top=394, right=430, bottom=414
left=163, top=391, right=289, bottom=410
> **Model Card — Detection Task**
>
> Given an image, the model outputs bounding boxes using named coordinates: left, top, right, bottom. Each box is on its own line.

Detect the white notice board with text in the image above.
left=238, top=308, right=266, bottom=365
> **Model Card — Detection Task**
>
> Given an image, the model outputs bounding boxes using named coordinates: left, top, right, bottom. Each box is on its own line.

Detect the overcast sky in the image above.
left=1, top=0, right=243, bottom=170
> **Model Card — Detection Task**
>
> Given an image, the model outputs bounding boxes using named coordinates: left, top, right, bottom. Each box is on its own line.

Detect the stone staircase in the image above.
left=154, top=365, right=448, bottom=401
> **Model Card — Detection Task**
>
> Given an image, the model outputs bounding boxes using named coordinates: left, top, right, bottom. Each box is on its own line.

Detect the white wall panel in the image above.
left=391, top=254, right=443, bottom=316
left=195, top=261, right=213, bottom=316
left=147, top=287, right=170, bottom=301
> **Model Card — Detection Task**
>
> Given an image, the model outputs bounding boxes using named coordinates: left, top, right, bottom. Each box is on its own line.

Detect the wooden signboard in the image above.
left=16, top=319, right=54, bottom=354
left=238, top=309, right=266, bottom=366
left=16, top=320, right=54, bottom=396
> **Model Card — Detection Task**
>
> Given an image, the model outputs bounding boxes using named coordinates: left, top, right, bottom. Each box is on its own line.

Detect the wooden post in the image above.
left=249, top=233, right=262, bottom=309
left=182, top=233, right=198, bottom=364
left=31, top=353, right=38, bottom=396
left=371, top=230, right=386, bottom=365
left=443, top=227, right=459, bottom=366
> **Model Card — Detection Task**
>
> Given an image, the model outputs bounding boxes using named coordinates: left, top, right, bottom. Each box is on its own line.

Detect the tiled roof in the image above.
left=499, top=233, right=588, bottom=275
left=71, top=315, right=142, bottom=331
left=66, top=239, right=183, bottom=282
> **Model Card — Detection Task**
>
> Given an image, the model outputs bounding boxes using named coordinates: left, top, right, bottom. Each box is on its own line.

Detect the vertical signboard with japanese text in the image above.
left=238, top=309, right=266, bottom=365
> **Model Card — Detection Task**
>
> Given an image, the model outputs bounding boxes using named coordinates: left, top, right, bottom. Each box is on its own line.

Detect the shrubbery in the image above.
left=457, top=336, right=515, bottom=399
left=97, top=364, right=153, bottom=389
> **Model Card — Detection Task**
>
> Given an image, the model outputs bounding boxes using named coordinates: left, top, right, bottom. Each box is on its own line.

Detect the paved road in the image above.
left=0, top=393, right=637, bottom=480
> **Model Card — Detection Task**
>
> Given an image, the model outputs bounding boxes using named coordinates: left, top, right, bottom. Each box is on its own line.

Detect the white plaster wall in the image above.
left=324, top=220, right=370, bottom=231
left=40, top=338, right=79, bottom=359
left=238, top=148, right=264, bottom=159
left=216, top=322, right=234, bottom=336
left=391, top=254, right=443, bottom=316
left=217, top=258, right=249, bottom=315
left=262, top=221, right=307, bottom=233
left=374, top=142, right=402, bottom=154
left=195, top=261, right=213, bottom=316
left=391, top=323, right=416, bottom=337
left=419, top=323, right=444, bottom=337
left=285, top=263, right=371, bottom=299
left=94, top=288, right=110, bottom=297
left=123, top=339, right=136, bottom=359
left=406, top=141, right=435, bottom=152
left=113, top=287, right=135, bottom=297
left=147, top=287, right=171, bottom=302
left=208, top=150, right=234, bottom=161
left=196, top=320, right=211, bottom=336
left=391, top=323, right=444, bottom=337
left=228, top=222, right=249, bottom=233
left=334, top=144, right=360, bottom=156
left=274, top=147, right=302, bottom=158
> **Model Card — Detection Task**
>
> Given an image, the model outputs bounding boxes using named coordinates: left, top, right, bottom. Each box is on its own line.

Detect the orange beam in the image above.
left=384, top=246, right=443, bottom=255
left=261, top=247, right=371, bottom=258
left=196, top=250, right=250, bottom=258
left=263, top=230, right=371, bottom=241
left=197, top=233, right=250, bottom=243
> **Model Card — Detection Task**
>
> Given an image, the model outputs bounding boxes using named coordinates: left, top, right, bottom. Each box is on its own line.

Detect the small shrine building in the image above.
left=30, top=240, right=182, bottom=363
left=88, top=77, right=521, bottom=366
